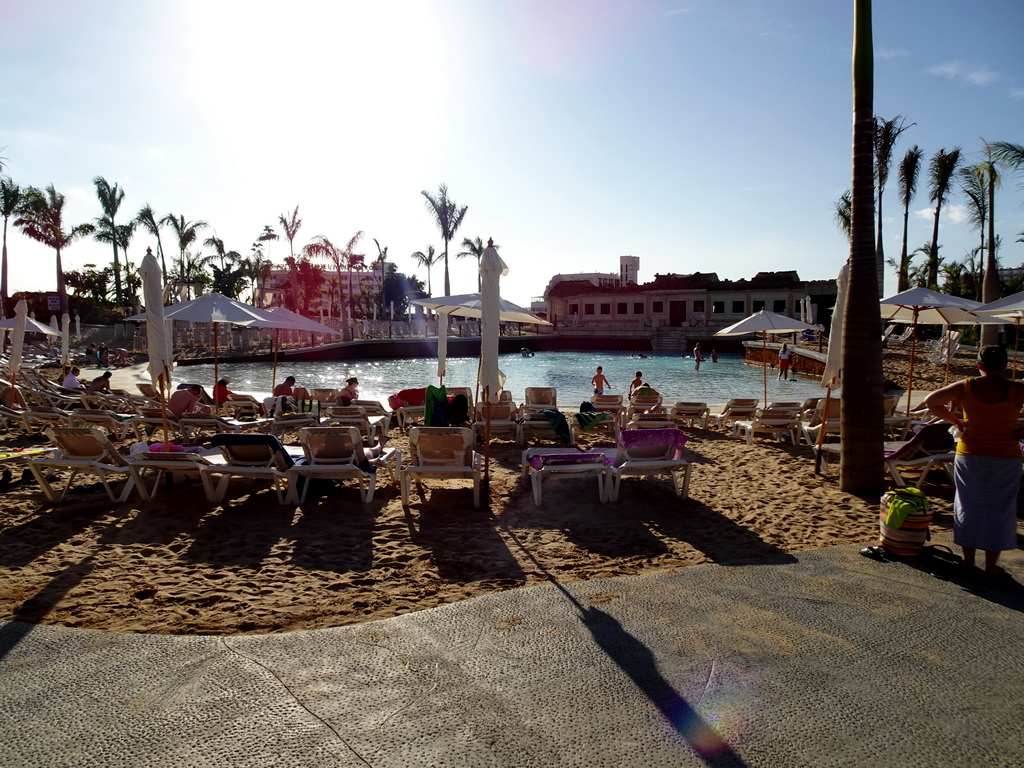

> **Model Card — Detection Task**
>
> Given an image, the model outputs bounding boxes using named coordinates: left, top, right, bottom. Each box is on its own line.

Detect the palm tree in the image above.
left=411, top=245, right=439, bottom=296
left=457, top=236, right=499, bottom=291
left=203, top=234, right=241, bottom=270
left=302, top=231, right=363, bottom=325
left=1, top=176, right=22, bottom=317
left=840, top=0, right=884, bottom=495
left=895, top=145, right=923, bottom=291
left=421, top=184, right=468, bottom=296
left=989, top=141, right=1024, bottom=183
left=93, top=177, right=126, bottom=308
left=278, top=207, right=302, bottom=311
left=115, top=222, right=138, bottom=307
left=135, top=204, right=168, bottom=282
left=833, top=190, right=852, bottom=242
left=874, top=115, right=912, bottom=295
left=14, top=184, right=95, bottom=315
left=925, top=147, right=962, bottom=288
left=372, top=238, right=389, bottom=317
left=160, top=213, right=208, bottom=287
left=958, top=164, right=989, bottom=302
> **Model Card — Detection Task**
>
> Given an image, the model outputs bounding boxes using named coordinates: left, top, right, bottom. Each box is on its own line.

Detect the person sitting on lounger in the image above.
left=336, top=377, right=360, bottom=406
left=62, top=366, right=87, bottom=391
left=168, top=384, right=212, bottom=418
left=88, top=371, right=114, bottom=393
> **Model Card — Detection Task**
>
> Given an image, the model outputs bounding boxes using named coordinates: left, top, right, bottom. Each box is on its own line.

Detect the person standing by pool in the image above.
left=591, top=366, right=611, bottom=395
left=778, top=344, right=792, bottom=380
left=922, top=345, right=1024, bottom=576
left=693, top=343, right=704, bottom=370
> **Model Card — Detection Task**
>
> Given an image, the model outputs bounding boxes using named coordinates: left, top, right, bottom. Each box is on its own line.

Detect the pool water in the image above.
left=186, top=350, right=827, bottom=408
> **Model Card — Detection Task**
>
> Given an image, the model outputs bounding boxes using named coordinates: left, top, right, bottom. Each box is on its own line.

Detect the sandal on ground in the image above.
left=859, top=546, right=888, bottom=562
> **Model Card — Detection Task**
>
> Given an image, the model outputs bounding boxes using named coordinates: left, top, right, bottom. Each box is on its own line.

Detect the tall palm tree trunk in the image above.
left=1, top=218, right=8, bottom=316
left=840, top=0, right=884, bottom=495
left=56, top=246, right=69, bottom=316
left=981, top=170, right=1000, bottom=345
left=897, top=205, right=911, bottom=291
left=111, top=242, right=123, bottom=308
left=443, top=238, right=451, bottom=296
left=927, top=204, right=943, bottom=288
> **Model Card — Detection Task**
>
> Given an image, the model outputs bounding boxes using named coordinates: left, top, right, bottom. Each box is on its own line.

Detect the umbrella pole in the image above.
left=159, top=368, right=171, bottom=448
left=484, top=392, right=492, bottom=504
left=271, top=329, right=280, bottom=391
left=905, top=313, right=919, bottom=416
left=213, top=322, right=220, bottom=415
left=1014, top=319, right=1021, bottom=380
left=762, top=332, right=768, bottom=405
left=944, top=323, right=952, bottom=385
left=814, top=386, right=833, bottom=475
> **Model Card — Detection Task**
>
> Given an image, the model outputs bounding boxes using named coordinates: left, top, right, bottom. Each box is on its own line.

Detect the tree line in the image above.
left=0, top=155, right=494, bottom=322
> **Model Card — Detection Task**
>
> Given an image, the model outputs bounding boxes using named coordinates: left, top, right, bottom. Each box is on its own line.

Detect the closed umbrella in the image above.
left=814, top=264, right=848, bottom=472
left=479, top=239, right=508, bottom=496
left=5, top=300, right=28, bottom=406
left=141, top=249, right=174, bottom=443
left=879, top=287, right=981, bottom=413
left=436, top=312, right=448, bottom=382
left=714, top=309, right=816, bottom=404
left=60, top=312, right=70, bottom=365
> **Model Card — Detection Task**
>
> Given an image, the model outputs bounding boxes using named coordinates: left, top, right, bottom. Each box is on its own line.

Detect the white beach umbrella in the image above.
left=715, top=309, right=816, bottom=404
left=7, top=300, right=28, bottom=395
left=974, top=290, right=1024, bottom=377
left=879, top=287, right=981, bottom=412
left=49, top=315, right=59, bottom=333
left=414, top=293, right=551, bottom=326
left=821, top=263, right=848, bottom=392
left=0, top=315, right=61, bottom=336
left=479, top=241, right=508, bottom=405
left=60, top=312, right=70, bottom=365
left=74, top=314, right=80, bottom=339
left=141, top=250, right=172, bottom=393
left=256, top=306, right=341, bottom=390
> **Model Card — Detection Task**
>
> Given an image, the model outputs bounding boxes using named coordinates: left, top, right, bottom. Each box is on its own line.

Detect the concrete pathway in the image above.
left=2, top=541, right=1023, bottom=768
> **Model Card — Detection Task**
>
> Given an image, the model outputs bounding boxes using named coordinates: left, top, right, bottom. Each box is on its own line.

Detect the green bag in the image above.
left=884, top=487, right=930, bottom=529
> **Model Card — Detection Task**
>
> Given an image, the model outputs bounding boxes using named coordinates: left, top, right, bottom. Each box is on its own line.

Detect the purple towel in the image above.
left=620, top=428, right=688, bottom=460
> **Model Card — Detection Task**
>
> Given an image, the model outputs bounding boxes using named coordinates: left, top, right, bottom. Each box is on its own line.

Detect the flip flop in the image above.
left=859, top=545, right=888, bottom=562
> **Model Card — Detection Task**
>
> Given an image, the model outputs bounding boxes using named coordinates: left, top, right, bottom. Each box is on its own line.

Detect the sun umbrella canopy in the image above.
left=879, top=287, right=979, bottom=321
left=126, top=292, right=289, bottom=326
left=259, top=307, right=342, bottom=334
left=0, top=316, right=62, bottom=335
left=413, top=293, right=551, bottom=325
left=972, top=290, right=1024, bottom=316
left=714, top=309, right=816, bottom=337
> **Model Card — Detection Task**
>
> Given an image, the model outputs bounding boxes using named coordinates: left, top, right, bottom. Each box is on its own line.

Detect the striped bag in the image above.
left=879, top=487, right=932, bottom=556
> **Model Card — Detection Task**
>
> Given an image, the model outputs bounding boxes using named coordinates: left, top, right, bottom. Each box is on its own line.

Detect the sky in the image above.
left=2, top=0, right=1023, bottom=311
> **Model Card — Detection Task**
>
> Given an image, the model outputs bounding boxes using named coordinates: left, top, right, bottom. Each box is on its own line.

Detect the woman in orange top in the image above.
left=923, top=345, right=1024, bottom=576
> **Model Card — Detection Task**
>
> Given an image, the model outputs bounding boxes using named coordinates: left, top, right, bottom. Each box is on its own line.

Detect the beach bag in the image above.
left=296, top=399, right=319, bottom=418
left=879, top=487, right=932, bottom=556
left=579, top=401, right=596, bottom=413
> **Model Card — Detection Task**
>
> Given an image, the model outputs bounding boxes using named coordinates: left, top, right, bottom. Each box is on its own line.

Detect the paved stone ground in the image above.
left=2, top=541, right=1023, bottom=768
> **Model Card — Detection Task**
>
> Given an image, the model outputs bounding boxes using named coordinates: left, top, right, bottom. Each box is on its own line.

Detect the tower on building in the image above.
left=620, top=256, right=639, bottom=285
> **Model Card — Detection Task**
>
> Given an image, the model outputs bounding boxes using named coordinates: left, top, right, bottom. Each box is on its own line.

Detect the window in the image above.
left=600, top=303, right=611, bottom=315
left=773, top=299, right=787, bottom=312
left=617, top=302, right=627, bottom=314
left=652, top=301, right=664, bottom=313
left=694, top=300, right=705, bottom=313
left=752, top=300, right=766, bottom=312
left=569, top=304, right=579, bottom=315
left=732, top=300, right=745, bottom=313
left=712, top=301, right=725, bottom=313
left=584, top=303, right=595, bottom=315
left=633, top=302, right=644, bottom=314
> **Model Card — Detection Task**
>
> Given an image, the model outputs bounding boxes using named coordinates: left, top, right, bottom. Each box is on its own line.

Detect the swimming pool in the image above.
left=186, top=350, right=827, bottom=407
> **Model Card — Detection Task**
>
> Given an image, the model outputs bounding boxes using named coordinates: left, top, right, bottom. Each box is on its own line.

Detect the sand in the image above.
left=0, top=349, right=1017, bottom=636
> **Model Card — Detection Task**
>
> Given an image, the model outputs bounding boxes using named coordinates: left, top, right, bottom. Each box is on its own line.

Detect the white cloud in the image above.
left=913, top=207, right=933, bottom=221
left=945, top=204, right=970, bottom=224
left=929, top=60, right=1000, bottom=86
